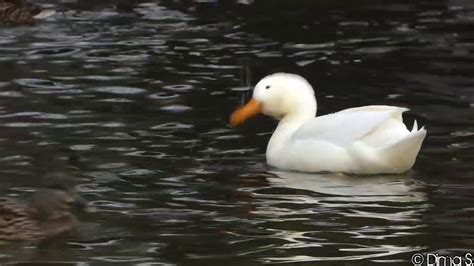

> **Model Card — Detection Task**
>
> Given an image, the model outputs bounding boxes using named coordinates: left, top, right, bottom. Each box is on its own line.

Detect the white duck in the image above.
left=230, top=73, right=426, bottom=174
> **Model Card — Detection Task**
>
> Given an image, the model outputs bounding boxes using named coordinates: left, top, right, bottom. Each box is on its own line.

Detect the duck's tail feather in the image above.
left=377, top=126, right=427, bottom=173
left=412, top=120, right=418, bottom=132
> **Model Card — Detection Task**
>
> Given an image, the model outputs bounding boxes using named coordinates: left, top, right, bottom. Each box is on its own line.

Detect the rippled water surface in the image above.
left=0, top=0, right=473, bottom=264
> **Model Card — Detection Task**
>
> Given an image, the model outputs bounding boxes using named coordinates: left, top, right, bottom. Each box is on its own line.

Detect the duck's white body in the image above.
left=267, top=105, right=426, bottom=174
left=231, top=73, right=426, bottom=174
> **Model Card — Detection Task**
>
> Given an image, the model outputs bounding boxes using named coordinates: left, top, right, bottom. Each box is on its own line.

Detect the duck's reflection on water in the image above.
left=268, top=171, right=426, bottom=203
left=233, top=171, right=429, bottom=263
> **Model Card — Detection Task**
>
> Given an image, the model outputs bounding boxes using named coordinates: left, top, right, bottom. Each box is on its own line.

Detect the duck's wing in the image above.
left=293, top=105, right=409, bottom=147
left=0, top=198, right=32, bottom=218
left=0, top=198, right=42, bottom=241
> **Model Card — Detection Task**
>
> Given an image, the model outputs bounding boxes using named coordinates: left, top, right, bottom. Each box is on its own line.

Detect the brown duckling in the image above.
left=0, top=0, right=55, bottom=26
left=0, top=173, right=86, bottom=244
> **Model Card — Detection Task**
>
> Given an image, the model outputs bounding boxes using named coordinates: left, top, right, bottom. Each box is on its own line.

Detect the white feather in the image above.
left=294, top=106, right=407, bottom=147
left=412, top=120, right=418, bottom=132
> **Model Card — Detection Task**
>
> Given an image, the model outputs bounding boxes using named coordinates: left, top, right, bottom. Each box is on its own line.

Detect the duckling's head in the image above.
left=230, top=73, right=317, bottom=126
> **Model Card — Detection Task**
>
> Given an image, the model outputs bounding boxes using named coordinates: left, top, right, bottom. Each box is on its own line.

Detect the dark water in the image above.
left=0, top=0, right=473, bottom=264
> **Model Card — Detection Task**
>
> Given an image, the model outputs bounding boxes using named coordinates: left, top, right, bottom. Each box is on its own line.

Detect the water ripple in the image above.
left=90, top=86, right=147, bottom=95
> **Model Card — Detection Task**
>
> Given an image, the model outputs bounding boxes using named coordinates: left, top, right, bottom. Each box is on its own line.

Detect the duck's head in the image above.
left=230, top=73, right=317, bottom=127
left=31, top=173, right=87, bottom=219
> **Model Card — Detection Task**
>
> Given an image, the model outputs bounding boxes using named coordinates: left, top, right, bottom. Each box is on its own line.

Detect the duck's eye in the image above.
left=265, top=85, right=271, bottom=89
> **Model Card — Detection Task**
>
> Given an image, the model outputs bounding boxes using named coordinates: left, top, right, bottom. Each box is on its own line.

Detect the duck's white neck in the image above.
left=267, top=97, right=317, bottom=157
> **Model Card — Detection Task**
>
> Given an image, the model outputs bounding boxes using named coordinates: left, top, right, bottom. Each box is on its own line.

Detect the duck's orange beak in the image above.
left=230, top=99, right=263, bottom=127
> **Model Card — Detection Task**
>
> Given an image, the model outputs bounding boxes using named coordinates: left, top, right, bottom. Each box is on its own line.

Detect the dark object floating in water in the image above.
left=0, top=173, right=86, bottom=244
left=0, top=0, right=55, bottom=26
